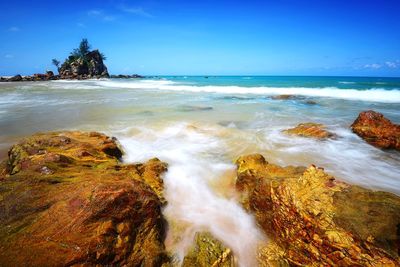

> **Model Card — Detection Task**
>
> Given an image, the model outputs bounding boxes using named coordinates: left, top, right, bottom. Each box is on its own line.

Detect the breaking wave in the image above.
left=89, top=79, right=400, bottom=103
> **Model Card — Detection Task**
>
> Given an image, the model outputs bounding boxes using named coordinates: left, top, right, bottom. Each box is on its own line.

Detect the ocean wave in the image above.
left=92, top=79, right=400, bottom=103
left=338, top=81, right=356, bottom=84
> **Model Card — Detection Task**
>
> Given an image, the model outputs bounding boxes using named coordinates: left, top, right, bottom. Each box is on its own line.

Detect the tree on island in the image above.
left=51, top=59, right=60, bottom=73
left=53, top=38, right=109, bottom=79
left=72, top=38, right=91, bottom=59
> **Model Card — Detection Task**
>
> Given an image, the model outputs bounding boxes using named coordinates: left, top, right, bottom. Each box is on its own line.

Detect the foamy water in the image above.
left=119, top=123, right=265, bottom=266
left=0, top=76, right=399, bottom=265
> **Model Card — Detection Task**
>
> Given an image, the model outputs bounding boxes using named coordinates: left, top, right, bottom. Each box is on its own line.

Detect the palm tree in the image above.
left=71, top=38, right=91, bottom=59
left=52, top=59, right=60, bottom=68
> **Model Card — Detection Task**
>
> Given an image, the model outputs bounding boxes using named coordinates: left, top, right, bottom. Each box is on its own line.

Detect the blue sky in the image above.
left=0, top=0, right=399, bottom=76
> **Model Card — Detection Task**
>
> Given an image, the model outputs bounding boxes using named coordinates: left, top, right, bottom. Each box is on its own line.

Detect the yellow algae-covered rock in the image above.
left=182, top=232, right=236, bottom=267
left=235, top=154, right=400, bottom=266
left=0, top=131, right=170, bottom=266
left=283, top=122, right=335, bottom=139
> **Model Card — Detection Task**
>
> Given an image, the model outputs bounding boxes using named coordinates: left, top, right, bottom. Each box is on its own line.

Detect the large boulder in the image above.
left=235, top=154, right=400, bottom=266
left=0, top=131, right=169, bottom=266
left=87, top=50, right=109, bottom=77
left=351, top=110, right=400, bottom=150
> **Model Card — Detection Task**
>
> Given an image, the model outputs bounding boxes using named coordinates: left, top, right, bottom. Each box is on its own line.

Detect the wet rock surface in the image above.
left=235, top=154, right=400, bottom=266
left=283, top=122, right=335, bottom=139
left=1, top=131, right=400, bottom=266
left=182, top=232, right=236, bottom=267
left=351, top=110, right=400, bottom=150
left=271, top=94, right=300, bottom=100
left=0, top=131, right=169, bottom=266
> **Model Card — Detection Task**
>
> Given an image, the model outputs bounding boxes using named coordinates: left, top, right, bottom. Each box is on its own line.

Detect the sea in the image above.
left=1, top=75, right=399, bottom=265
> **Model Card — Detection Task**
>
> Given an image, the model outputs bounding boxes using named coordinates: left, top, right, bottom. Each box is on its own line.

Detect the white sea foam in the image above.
left=90, top=79, right=400, bottom=103
left=118, top=122, right=265, bottom=267
left=261, top=126, right=400, bottom=194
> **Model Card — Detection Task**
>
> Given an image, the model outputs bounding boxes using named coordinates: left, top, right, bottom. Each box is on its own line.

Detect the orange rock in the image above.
left=0, top=131, right=170, bottom=266
left=235, top=154, right=400, bottom=266
left=351, top=110, right=400, bottom=150
left=283, top=122, right=335, bottom=139
left=271, top=94, right=298, bottom=100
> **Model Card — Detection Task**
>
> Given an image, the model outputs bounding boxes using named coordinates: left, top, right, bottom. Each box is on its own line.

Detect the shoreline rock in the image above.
left=351, top=110, right=400, bottom=150
left=0, top=73, right=146, bottom=82
left=109, top=74, right=145, bottom=79
left=283, top=122, right=336, bottom=139
left=235, top=154, right=400, bottom=265
left=0, top=131, right=170, bottom=266
left=1, top=132, right=399, bottom=266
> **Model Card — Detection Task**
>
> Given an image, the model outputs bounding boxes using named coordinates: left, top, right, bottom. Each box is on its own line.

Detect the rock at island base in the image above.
left=283, top=122, right=335, bottom=139
left=235, top=154, right=400, bottom=266
left=0, top=131, right=169, bottom=266
left=9, top=74, right=22, bottom=81
left=351, top=110, right=400, bottom=150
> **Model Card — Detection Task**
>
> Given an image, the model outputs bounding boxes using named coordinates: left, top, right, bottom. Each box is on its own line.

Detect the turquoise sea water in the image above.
left=162, top=75, right=400, bottom=90
left=0, top=76, right=399, bottom=265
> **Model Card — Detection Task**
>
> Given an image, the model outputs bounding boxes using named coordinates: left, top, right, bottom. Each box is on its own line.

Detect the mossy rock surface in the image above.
left=235, top=154, right=400, bottom=266
left=182, top=232, right=236, bottom=267
left=0, top=131, right=169, bottom=266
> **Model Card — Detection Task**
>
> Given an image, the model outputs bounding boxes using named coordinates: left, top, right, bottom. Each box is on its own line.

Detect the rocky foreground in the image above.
left=236, top=154, right=399, bottom=266
left=0, top=111, right=399, bottom=266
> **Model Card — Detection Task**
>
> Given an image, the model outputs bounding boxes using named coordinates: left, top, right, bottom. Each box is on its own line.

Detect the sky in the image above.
left=0, top=0, right=399, bottom=76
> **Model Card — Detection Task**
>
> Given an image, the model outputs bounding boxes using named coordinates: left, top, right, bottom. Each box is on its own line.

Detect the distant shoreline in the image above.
left=0, top=73, right=146, bottom=82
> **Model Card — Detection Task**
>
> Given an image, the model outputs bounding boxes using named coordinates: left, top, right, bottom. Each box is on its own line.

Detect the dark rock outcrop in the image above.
left=235, top=154, right=400, bottom=266
left=0, top=72, right=58, bottom=82
left=351, top=110, right=400, bottom=150
left=9, top=74, right=22, bottom=81
left=110, top=74, right=145, bottom=79
left=86, top=50, right=108, bottom=77
left=0, top=131, right=169, bottom=266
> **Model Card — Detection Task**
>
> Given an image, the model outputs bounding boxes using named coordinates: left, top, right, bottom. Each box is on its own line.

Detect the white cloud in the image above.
left=88, top=9, right=102, bottom=16
left=77, top=22, right=86, bottom=28
left=4, top=54, right=14, bottom=59
left=119, top=6, right=153, bottom=18
left=88, top=9, right=116, bottom=22
left=103, top=16, right=116, bottom=21
left=385, top=61, right=398, bottom=68
left=8, top=26, right=20, bottom=32
left=364, top=63, right=382, bottom=69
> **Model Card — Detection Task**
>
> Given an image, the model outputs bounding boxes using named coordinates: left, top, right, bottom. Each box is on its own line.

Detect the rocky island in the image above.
left=0, top=39, right=144, bottom=82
